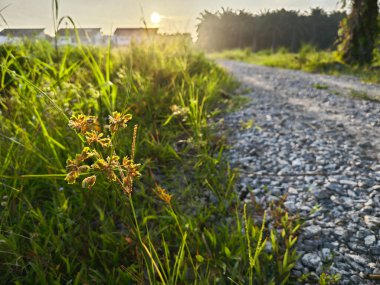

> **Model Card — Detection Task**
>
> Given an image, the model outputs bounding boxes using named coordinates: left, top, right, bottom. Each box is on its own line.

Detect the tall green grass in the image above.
left=0, top=38, right=303, bottom=284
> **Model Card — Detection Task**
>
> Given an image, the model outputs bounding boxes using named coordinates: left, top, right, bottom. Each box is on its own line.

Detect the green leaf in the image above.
left=196, top=254, right=204, bottom=263
left=224, top=246, right=231, bottom=258
left=94, top=204, right=105, bottom=222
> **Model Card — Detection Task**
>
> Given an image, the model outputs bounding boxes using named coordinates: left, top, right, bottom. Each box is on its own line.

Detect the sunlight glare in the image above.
left=150, top=12, right=161, bottom=24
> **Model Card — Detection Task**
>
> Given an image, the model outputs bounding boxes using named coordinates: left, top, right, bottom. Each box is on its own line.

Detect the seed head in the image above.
left=85, top=131, right=111, bottom=148
left=108, top=112, right=132, bottom=134
left=156, top=186, right=172, bottom=204
left=82, top=175, right=97, bottom=190
left=68, top=114, right=99, bottom=134
left=65, top=169, right=79, bottom=184
left=122, top=157, right=141, bottom=177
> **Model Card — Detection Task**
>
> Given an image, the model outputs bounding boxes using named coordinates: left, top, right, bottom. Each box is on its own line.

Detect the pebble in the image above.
left=314, top=189, right=331, bottom=199
left=370, top=246, right=380, bottom=255
left=321, top=248, right=332, bottom=260
left=335, top=227, right=347, bottom=237
left=340, top=179, right=357, bottom=186
left=302, top=253, right=321, bottom=269
left=304, top=225, right=322, bottom=237
left=364, top=235, right=376, bottom=246
left=364, top=215, right=380, bottom=226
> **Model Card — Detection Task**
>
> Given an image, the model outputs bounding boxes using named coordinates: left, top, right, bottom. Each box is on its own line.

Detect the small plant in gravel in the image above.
left=318, top=272, right=341, bottom=285
left=350, top=90, right=378, bottom=102
left=313, top=83, right=329, bottom=90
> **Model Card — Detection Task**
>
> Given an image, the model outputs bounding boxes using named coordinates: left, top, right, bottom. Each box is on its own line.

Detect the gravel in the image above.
left=219, top=61, right=380, bottom=285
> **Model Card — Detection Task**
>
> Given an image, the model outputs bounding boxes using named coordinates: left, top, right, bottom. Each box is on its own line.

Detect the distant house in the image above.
left=56, top=28, right=103, bottom=46
left=0, top=28, right=46, bottom=44
left=113, top=28, right=158, bottom=46
left=0, top=27, right=160, bottom=46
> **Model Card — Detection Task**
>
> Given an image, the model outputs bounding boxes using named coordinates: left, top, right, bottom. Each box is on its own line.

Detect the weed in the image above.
left=313, top=84, right=329, bottom=90
left=240, top=119, right=255, bottom=129
left=350, top=90, right=380, bottom=102
left=319, top=272, right=341, bottom=285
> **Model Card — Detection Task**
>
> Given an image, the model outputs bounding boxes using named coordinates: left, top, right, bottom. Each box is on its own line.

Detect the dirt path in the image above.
left=220, top=61, right=380, bottom=285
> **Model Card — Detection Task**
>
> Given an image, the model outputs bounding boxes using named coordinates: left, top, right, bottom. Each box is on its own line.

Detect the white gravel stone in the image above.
left=339, top=180, right=357, bottom=186
left=304, top=225, right=322, bottom=237
left=302, top=253, right=321, bottom=269
left=364, top=235, right=376, bottom=246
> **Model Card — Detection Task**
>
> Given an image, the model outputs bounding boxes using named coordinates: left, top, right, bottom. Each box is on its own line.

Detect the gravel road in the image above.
left=220, top=61, right=380, bottom=285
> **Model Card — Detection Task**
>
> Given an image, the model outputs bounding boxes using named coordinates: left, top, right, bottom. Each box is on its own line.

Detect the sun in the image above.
left=150, top=12, right=161, bottom=24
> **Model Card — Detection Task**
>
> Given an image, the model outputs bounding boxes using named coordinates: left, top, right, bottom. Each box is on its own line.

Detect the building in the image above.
left=56, top=28, right=103, bottom=46
left=112, top=28, right=158, bottom=46
left=0, top=28, right=46, bottom=44
left=0, top=27, right=160, bottom=46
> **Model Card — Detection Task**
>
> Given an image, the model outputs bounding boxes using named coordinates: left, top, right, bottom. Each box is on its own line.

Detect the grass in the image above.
left=349, top=90, right=380, bottom=102
left=0, top=35, right=344, bottom=283
left=211, top=46, right=380, bottom=84
left=312, top=84, right=329, bottom=90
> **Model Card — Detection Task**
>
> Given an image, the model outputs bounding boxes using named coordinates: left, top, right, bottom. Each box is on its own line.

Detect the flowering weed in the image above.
left=66, top=112, right=140, bottom=195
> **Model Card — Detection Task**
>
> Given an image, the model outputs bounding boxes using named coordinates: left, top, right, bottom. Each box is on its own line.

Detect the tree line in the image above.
left=196, top=8, right=346, bottom=52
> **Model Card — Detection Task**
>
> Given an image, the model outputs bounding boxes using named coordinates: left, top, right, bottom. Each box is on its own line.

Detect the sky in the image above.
left=0, top=0, right=343, bottom=37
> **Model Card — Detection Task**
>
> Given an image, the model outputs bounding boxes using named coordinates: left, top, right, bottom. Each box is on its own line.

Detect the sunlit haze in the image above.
left=150, top=12, right=161, bottom=25
left=1, top=0, right=342, bottom=37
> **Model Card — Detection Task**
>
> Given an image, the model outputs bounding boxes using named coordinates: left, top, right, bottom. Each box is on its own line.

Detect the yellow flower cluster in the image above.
left=65, top=147, right=98, bottom=185
left=65, top=112, right=140, bottom=194
left=108, top=111, right=132, bottom=134
left=68, top=114, right=100, bottom=134
left=155, top=186, right=172, bottom=204
left=85, top=130, right=111, bottom=148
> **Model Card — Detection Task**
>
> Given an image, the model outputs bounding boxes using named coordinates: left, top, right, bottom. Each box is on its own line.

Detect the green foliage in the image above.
left=197, top=8, right=346, bottom=52
left=312, top=84, right=329, bottom=90
left=349, top=90, right=380, bottom=102
left=318, top=272, right=341, bottom=285
left=212, top=47, right=380, bottom=84
left=0, top=38, right=301, bottom=284
left=336, top=0, right=379, bottom=65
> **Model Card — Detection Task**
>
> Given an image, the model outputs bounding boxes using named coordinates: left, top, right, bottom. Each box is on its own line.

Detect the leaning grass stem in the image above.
left=141, top=242, right=167, bottom=284
left=166, top=205, right=199, bottom=283
left=244, top=203, right=254, bottom=285
left=128, top=194, right=167, bottom=284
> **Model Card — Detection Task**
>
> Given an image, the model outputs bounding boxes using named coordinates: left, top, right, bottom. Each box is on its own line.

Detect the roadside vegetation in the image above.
left=0, top=36, right=311, bottom=284
left=203, top=3, right=379, bottom=83
left=211, top=46, right=380, bottom=84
